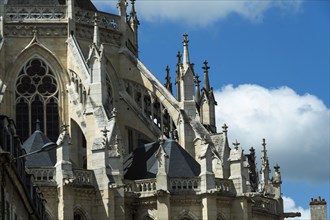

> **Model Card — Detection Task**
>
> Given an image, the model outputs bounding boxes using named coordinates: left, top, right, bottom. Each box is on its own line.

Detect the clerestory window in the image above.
left=15, top=58, right=59, bottom=142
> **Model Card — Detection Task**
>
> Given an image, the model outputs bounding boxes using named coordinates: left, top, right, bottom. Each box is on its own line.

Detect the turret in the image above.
left=228, top=140, right=250, bottom=194
left=310, top=196, right=328, bottom=220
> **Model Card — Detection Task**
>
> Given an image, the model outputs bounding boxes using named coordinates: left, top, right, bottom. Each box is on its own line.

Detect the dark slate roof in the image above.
left=124, top=139, right=201, bottom=180
left=7, top=0, right=97, bottom=11
left=22, top=128, right=56, bottom=167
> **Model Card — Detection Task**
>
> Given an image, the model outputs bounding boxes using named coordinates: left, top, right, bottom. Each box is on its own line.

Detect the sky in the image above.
left=92, top=0, right=329, bottom=219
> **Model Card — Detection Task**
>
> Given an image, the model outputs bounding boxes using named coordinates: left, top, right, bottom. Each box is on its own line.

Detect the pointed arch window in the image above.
left=15, top=58, right=59, bottom=142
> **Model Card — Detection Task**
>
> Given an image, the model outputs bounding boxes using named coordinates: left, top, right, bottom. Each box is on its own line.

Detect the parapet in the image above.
left=310, top=196, right=327, bottom=205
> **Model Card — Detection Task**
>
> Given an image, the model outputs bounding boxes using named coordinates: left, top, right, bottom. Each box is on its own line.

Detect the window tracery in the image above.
left=15, top=58, right=59, bottom=142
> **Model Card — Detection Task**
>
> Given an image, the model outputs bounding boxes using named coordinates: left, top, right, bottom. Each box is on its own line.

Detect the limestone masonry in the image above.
left=0, top=0, right=303, bottom=219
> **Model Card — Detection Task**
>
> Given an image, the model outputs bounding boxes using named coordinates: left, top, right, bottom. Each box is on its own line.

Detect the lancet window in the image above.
left=15, top=58, right=59, bottom=142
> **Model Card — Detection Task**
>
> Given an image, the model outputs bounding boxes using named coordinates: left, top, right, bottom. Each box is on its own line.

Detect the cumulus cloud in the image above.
left=214, top=84, right=330, bottom=183
left=283, top=196, right=311, bottom=219
left=92, top=0, right=303, bottom=26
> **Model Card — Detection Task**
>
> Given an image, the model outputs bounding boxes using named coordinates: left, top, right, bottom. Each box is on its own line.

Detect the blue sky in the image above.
left=93, top=0, right=329, bottom=218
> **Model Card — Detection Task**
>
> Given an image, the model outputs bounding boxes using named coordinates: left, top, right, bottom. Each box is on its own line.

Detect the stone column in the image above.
left=202, top=196, right=217, bottom=220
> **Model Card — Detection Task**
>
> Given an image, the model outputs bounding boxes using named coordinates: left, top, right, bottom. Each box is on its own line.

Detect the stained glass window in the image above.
left=15, top=58, right=59, bottom=142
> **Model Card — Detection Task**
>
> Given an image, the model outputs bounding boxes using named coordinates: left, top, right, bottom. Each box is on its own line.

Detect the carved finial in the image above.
left=262, top=138, right=267, bottom=153
left=176, top=51, right=182, bottom=64
left=35, top=119, right=41, bottom=131
left=101, top=126, right=110, bottom=147
left=194, top=74, right=201, bottom=86
left=182, top=33, right=190, bottom=64
left=111, top=108, right=117, bottom=118
left=249, top=147, right=255, bottom=155
left=183, top=33, right=189, bottom=45
left=194, top=74, right=201, bottom=103
left=222, top=123, right=228, bottom=133
left=117, top=0, right=128, bottom=17
left=32, top=27, right=38, bottom=36
left=129, top=0, right=140, bottom=28
left=61, top=124, right=69, bottom=132
left=93, top=12, right=99, bottom=47
left=273, top=163, right=282, bottom=185
left=274, top=163, right=280, bottom=172
left=233, top=139, right=240, bottom=149
left=164, top=65, right=172, bottom=93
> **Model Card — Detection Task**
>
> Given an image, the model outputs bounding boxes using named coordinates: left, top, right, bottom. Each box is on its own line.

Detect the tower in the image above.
left=310, top=196, right=328, bottom=220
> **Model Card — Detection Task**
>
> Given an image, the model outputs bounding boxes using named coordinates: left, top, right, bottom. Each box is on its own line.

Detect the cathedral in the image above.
left=0, top=0, right=301, bottom=219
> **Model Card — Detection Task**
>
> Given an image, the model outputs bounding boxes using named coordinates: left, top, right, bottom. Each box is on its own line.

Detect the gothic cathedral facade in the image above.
left=0, top=0, right=294, bottom=219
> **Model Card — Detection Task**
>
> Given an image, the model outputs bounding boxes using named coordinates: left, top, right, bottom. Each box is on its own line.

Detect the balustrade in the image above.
left=253, top=197, right=277, bottom=214
left=124, top=179, right=157, bottom=197
left=215, top=178, right=234, bottom=193
left=5, top=6, right=67, bottom=22
left=170, top=177, right=200, bottom=193
left=28, top=168, right=56, bottom=184
left=73, top=169, right=94, bottom=186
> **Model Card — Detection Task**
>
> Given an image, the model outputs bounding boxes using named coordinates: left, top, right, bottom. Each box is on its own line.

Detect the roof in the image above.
left=124, top=139, right=201, bottom=180
left=7, top=0, right=97, bottom=11
left=22, top=128, right=56, bottom=167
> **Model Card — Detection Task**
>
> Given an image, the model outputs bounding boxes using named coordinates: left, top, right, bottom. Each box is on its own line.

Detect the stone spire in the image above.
left=182, top=33, right=190, bottom=67
left=202, top=60, right=210, bottom=92
left=93, top=13, right=100, bottom=47
left=129, top=0, right=139, bottom=31
left=164, top=65, right=172, bottom=93
left=260, top=138, right=271, bottom=193
left=175, top=51, right=182, bottom=101
left=194, top=74, right=201, bottom=103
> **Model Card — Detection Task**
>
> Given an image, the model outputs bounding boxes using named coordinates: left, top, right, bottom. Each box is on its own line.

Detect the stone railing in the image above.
left=5, top=6, right=67, bottom=22
left=28, top=168, right=56, bottom=186
left=253, top=197, right=278, bottom=214
left=215, top=178, right=235, bottom=194
left=75, top=9, right=120, bottom=31
left=124, top=178, right=157, bottom=197
left=73, top=169, right=94, bottom=187
left=169, top=177, right=200, bottom=194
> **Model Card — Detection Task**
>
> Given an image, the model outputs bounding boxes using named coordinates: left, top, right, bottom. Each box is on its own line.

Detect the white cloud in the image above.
left=92, top=0, right=303, bottom=26
left=283, top=196, right=310, bottom=219
left=214, top=84, right=330, bottom=183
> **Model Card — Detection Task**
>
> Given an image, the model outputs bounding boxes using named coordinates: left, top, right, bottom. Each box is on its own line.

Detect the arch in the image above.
left=70, top=119, right=87, bottom=169
left=6, top=42, right=68, bottom=94
left=139, top=209, right=156, bottom=220
left=217, top=212, right=227, bottom=220
left=15, top=57, right=60, bottom=141
left=44, top=208, right=55, bottom=220
left=7, top=43, right=68, bottom=138
left=73, top=205, right=91, bottom=220
left=174, top=209, right=199, bottom=220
